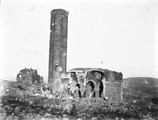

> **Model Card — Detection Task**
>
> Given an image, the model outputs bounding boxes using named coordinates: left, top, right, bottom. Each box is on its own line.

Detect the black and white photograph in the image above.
left=0, top=0, right=158, bottom=119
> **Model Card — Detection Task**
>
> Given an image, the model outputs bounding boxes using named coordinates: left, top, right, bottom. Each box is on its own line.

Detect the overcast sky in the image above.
left=1, top=0, right=158, bottom=80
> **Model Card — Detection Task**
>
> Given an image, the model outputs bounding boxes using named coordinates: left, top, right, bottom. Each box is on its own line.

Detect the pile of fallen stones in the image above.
left=1, top=81, right=158, bottom=119
left=2, top=94, right=158, bottom=119
left=1, top=95, right=76, bottom=118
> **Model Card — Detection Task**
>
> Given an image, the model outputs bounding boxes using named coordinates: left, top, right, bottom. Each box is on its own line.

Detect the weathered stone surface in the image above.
left=48, top=9, right=69, bottom=93
left=46, top=67, right=123, bottom=101
left=0, top=113, right=6, bottom=119
left=63, top=68, right=123, bottom=101
left=16, top=68, right=43, bottom=85
left=0, top=106, right=6, bottom=113
left=47, top=9, right=123, bottom=102
left=104, top=82, right=122, bottom=102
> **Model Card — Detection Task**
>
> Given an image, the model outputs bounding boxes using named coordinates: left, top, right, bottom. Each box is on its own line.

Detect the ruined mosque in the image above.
left=48, top=9, right=123, bottom=102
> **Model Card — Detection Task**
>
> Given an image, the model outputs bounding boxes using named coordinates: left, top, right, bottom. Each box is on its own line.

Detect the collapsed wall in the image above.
left=67, top=68, right=123, bottom=102
left=16, top=68, right=43, bottom=85
left=47, top=9, right=123, bottom=102
left=103, top=70, right=123, bottom=102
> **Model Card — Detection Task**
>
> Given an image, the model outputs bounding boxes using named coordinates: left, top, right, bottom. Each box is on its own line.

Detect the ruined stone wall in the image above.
left=103, top=71, right=123, bottom=102
left=103, top=82, right=122, bottom=102
left=16, top=68, right=43, bottom=85
left=66, top=68, right=123, bottom=101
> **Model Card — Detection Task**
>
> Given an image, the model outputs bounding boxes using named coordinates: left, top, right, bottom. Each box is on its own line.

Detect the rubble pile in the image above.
left=2, top=95, right=76, bottom=118
left=17, top=68, right=43, bottom=85
left=2, top=86, right=158, bottom=120
left=0, top=80, right=76, bottom=119
left=1, top=69, right=158, bottom=119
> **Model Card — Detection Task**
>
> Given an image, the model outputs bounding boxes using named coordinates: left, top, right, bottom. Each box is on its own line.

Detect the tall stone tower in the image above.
left=48, top=9, right=69, bottom=91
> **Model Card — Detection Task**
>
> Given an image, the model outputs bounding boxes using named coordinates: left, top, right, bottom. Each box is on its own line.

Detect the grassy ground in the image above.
left=1, top=79, right=158, bottom=120
left=1, top=95, right=158, bottom=120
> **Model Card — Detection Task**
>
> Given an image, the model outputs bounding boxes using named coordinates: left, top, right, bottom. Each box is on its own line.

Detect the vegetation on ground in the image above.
left=1, top=77, right=158, bottom=119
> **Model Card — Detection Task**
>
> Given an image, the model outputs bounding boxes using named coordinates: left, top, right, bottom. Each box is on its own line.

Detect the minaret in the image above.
left=48, top=9, right=69, bottom=92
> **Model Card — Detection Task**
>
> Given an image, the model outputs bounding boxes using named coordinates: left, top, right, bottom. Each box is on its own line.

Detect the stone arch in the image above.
left=87, top=81, right=95, bottom=90
left=86, top=71, right=103, bottom=83
left=73, top=83, right=81, bottom=98
left=70, top=72, right=77, bottom=82
left=99, top=80, right=104, bottom=98
left=86, top=70, right=104, bottom=98
left=85, top=81, right=96, bottom=98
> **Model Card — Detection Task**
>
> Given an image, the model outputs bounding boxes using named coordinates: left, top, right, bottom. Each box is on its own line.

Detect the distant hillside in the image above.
left=122, top=77, right=158, bottom=105
left=123, top=77, right=158, bottom=88
left=0, top=77, right=16, bottom=81
left=0, top=76, right=48, bottom=83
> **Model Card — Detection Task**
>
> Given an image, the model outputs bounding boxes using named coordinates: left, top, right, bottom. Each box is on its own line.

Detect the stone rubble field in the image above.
left=0, top=80, right=158, bottom=120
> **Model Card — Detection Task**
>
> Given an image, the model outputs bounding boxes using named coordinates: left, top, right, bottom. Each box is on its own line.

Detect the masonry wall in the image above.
left=103, top=82, right=122, bottom=102
left=67, top=68, right=123, bottom=102
left=48, top=9, right=68, bottom=92
left=103, top=71, right=123, bottom=102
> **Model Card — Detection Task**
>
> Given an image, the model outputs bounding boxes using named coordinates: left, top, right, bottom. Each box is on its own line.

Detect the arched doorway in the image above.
left=85, top=81, right=95, bottom=98
left=73, top=83, right=81, bottom=98
left=87, top=70, right=104, bottom=98
left=99, top=80, right=104, bottom=98
left=70, top=72, right=77, bottom=82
